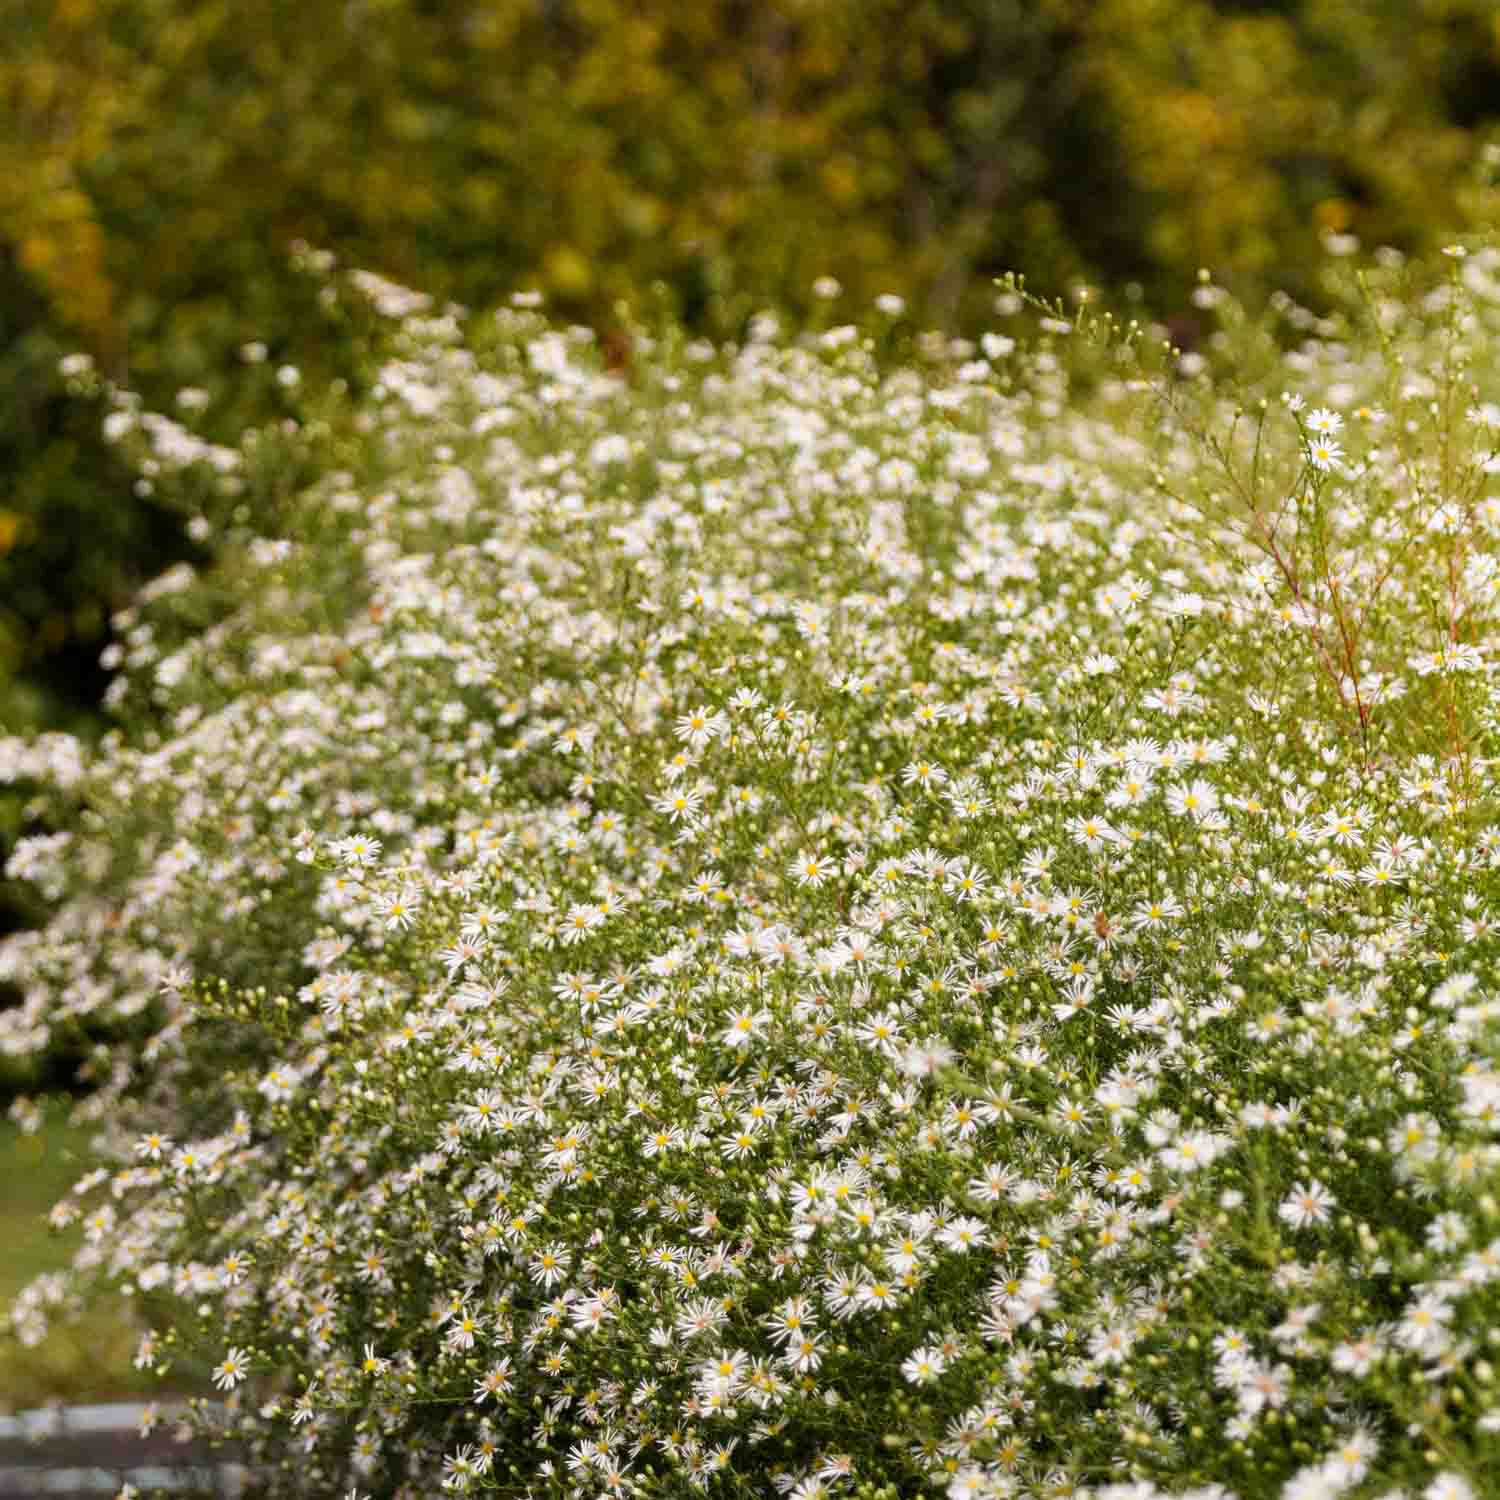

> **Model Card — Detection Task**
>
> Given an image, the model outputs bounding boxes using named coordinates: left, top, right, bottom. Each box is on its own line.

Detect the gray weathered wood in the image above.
left=0, top=1404, right=246, bottom=1499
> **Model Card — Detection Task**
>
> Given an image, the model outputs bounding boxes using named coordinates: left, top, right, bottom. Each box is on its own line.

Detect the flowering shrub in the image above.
left=6, top=249, right=1500, bottom=1500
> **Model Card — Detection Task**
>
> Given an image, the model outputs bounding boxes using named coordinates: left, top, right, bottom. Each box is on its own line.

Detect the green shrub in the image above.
left=6, top=246, right=1500, bottom=1497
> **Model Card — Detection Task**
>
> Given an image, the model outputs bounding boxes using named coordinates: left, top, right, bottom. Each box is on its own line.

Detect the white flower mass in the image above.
left=6, top=247, right=1500, bottom=1498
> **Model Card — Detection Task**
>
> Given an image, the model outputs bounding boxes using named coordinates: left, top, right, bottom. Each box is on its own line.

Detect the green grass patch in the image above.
left=0, top=1105, right=159, bottom=1411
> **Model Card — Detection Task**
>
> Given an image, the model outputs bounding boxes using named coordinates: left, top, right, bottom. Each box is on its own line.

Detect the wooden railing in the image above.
left=0, top=1403, right=246, bottom=1499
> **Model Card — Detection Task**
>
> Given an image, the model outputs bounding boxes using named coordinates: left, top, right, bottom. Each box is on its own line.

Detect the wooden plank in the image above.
left=0, top=1405, right=246, bottom=1499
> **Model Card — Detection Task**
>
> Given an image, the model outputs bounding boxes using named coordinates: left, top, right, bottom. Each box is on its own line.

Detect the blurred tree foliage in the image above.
left=1, top=0, right=1498, bottom=735
left=1079, top=0, right=1500, bottom=283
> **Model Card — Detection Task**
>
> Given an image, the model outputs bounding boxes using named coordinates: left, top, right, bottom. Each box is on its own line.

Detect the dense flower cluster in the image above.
left=6, top=251, right=1500, bottom=1500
